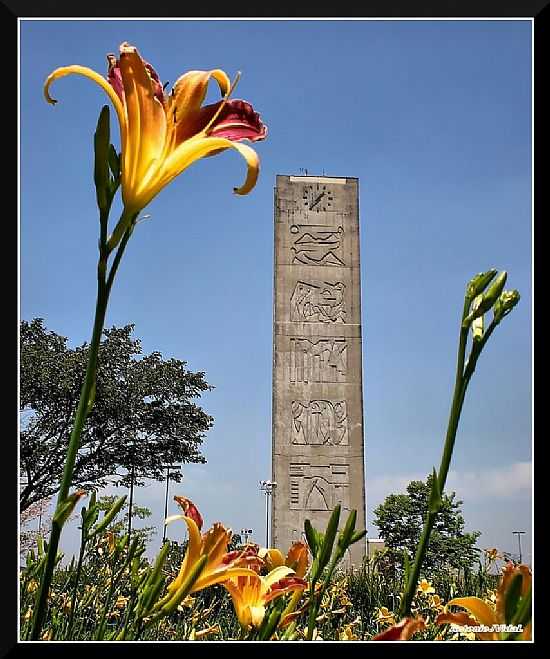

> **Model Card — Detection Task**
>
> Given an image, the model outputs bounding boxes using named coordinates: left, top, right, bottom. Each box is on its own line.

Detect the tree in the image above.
left=20, top=319, right=213, bottom=510
left=373, top=474, right=481, bottom=574
left=19, top=497, right=52, bottom=557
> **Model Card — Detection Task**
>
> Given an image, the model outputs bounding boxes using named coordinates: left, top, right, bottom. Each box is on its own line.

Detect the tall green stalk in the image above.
left=29, top=200, right=137, bottom=639
left=398, top=270, right=519, bottom=618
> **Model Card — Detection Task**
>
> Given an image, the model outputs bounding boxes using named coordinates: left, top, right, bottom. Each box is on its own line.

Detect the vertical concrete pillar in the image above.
left=272, top=175, right=366, bottom=565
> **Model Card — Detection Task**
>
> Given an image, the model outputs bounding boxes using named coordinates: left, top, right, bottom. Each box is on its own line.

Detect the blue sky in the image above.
left=20, top=19, right=532, bottom=565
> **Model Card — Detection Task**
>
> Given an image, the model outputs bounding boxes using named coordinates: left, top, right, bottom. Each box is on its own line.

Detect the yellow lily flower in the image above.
left=155, top=497, right=260, bottom=611
left=44, top=42, right=267, bottom=240
left=223, top=566, right=307, bottom=628
left=417, top=578, right=436, bottom=595
left=259, top=540, right=310, bottom=578
left=376, top=606, right=396, bottom=626
left=436, top=563, right=532, bottom=640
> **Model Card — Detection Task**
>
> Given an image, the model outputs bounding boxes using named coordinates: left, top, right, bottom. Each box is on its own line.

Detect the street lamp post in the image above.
left=162, top=464, right=182, bottom=543
left=512, top=530, right=526, bottom=563
left=259, top=480, right=277, bottom=547
left=240, top=528, right=253, bottom=545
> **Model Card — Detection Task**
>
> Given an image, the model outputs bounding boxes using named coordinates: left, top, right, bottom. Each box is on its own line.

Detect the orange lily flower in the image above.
left=44, top=42, right=267, bottom=245
left=224, top=566, right=307, bottom=629
left=156, top=497, right=259, bottom=610
left=436, top=563, right=532, bottom=640
left=372, top=617, right=426, bottom=640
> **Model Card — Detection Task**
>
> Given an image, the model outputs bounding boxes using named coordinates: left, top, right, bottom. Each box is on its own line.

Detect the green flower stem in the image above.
left=65, top=532, right=88, bottom=639
left=398, top=299, right=472, bottom=619
left=29, top=210, right=136, bottom=641
left=306, top=558, right=338, bottom=640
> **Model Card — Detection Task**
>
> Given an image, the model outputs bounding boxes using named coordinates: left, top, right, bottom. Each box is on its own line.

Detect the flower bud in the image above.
left=90, top=495, right=127, bottom=537
left=466, top=269, right=498, bottom=300
left=463, top=271, right=507, bottom=326
left=470, top=295, right=484, bottom=342
left=493, top=290, right=521, bottom=324
left=53, top=489, right=87, bottom=527
left=94, top=105, right=111, bottom=213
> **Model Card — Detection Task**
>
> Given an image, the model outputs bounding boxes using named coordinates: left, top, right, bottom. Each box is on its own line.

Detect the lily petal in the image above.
left=118, top=43, right=167, bottom=202
left=156, top=135, right=259, bottom=201
left=264, top=576, right=307, bottom=604
left=170, top=69, right=231, bottom=143
left=195, top=566, right=259, bottom=591
left=44, top=64, right=128, bottom=159
left=446, top=597, right=497, bottom=627
left=167, top=515, right=202, bottom=595
left=373, top=617, right=426, bottom=641
left=208, top=99, right=268, bottom=142
left=261, top=565, right=295, bottom=592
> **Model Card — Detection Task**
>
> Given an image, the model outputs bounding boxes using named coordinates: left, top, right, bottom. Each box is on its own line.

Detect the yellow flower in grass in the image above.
left=429, top=594, right=444, bottom=612
left=44, top=42, right=267, bottom=244
left=376, top=606, right=396, bottom=626
left=189, top=624, right=221, bottom=640
left=485, top=547, right=502, bottom=562
left=27, top=579, right=39, bottom=594
left=436, top=563, right=532, bottom=640
left=417, top=578, right=435, bottom=595
left=302, top=627, right=323, bottom=640
left=115, top=595, right=129, bottom=609
left=339, top=623, right=360, bottom=641
left=223, top=566, right=307, bottom=629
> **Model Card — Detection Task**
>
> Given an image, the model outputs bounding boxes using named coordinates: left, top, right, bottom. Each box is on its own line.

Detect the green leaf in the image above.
left=304, top=519, right=321, bottom=557
left=349, top=529, right=367, bottom=545
left=158, top=554, right=208, bottom=615
left=258, top=599, right=286, bottom=641
left=335, top=509, right=357, bottom=560
left=315, top=505, right=341, bottom=575
left=90, top=495, right=127, bottom=537
left=504, top=573, right=523, bottom=623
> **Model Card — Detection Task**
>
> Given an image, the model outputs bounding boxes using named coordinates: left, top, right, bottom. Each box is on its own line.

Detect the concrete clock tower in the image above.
left=271, top=175, right=366, bottom=565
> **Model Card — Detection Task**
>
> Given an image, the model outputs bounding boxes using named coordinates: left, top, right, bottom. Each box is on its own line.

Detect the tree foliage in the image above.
left=373, top=474, right=481, bottom=574
left=20, top=319, right=213, bottom=510
left=96, top=495, right=156, bottom=547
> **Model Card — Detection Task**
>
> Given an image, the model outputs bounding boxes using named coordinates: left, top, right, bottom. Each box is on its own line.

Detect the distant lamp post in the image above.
left=240, top=528, right=253, bottom=545
left=162, top=464, right=182, bottom=543
left=259, top=480, right=277, bottom=547
left=512, top=530, right=526, bottom=563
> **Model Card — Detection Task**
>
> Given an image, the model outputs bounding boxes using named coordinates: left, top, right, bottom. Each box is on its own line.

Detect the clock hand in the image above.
left=310, top=192, right=325, bottom=209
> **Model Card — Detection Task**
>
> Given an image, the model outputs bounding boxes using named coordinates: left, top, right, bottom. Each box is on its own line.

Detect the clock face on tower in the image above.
left=302, top=182, right=334, bottom=212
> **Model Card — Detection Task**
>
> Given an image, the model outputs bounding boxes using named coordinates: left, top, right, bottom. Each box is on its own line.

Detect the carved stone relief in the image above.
left=291, top=400, right=348, bottom=446
left=290, top=338, right=347, bottom=383
left=290, top=280, right=346, bottom=323
left=289, top=463, right=350, bottom=511
left=290, top=224, right=345, bottom=267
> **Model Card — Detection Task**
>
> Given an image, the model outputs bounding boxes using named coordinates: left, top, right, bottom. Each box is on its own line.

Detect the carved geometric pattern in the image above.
left=290, top=224, right=345, bottom=266
left=291, top=400, right=348, bottom=446
left=289, top=463, right=350, bottom=511
left=290, top=280, right=346, bottom=323
left=290, top=338, right=347, bottom=383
